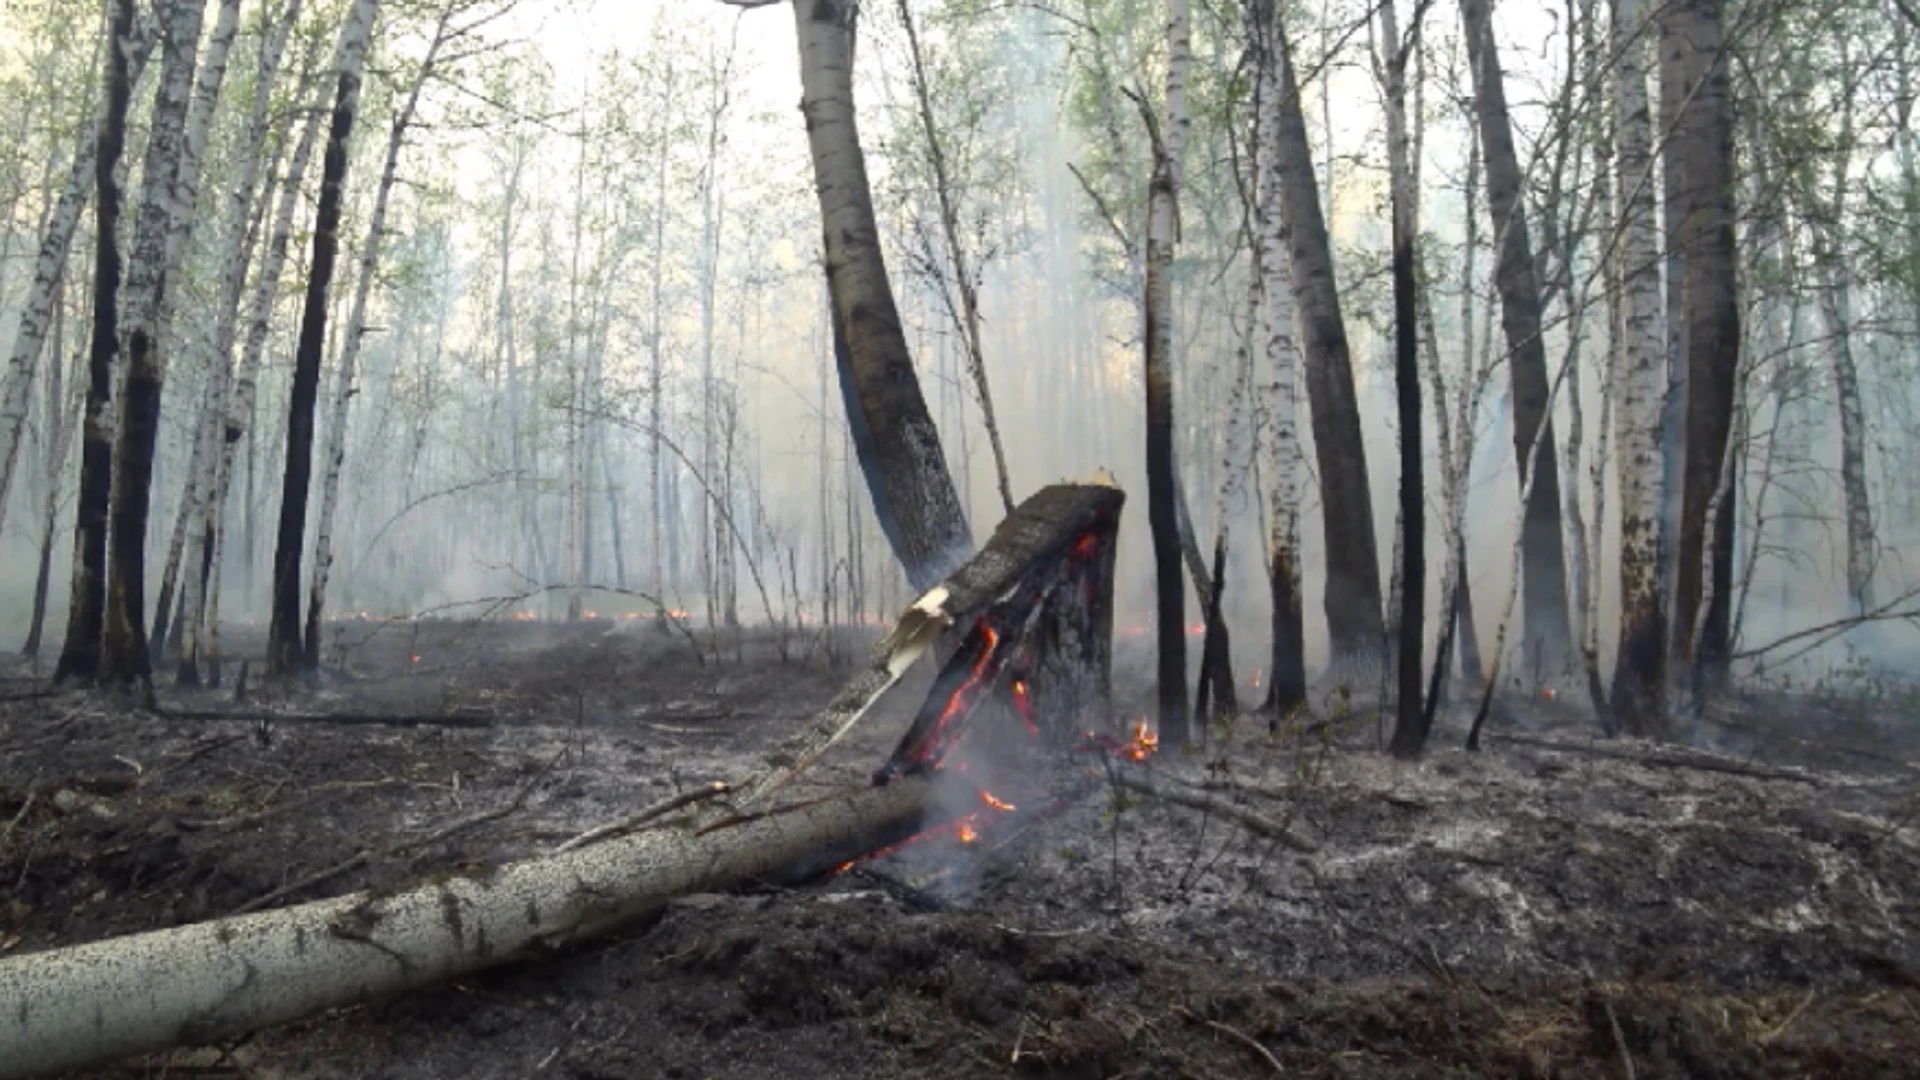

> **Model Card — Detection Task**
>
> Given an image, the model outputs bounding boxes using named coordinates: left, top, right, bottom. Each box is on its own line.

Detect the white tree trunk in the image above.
left=307, top=9, right=447, bottom=650
left=0, top=774, right=940, bottom=1080
left=1609, top=0, right=1668, bottom=733
left=0, top=131, right=98, bottom=541
left=177, top=0, right=305, bottom=683
left=0, top=31, right=156, bottom=542
left=147, top=0, right=243, bottom=653
left=188, top=58, right=329, bottom=676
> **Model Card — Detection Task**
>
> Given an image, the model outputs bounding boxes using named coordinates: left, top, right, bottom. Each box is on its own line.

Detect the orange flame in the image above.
left=1187, top=622, right=1206, bottom=636
left=979, top=789, right=1016, bottom=812
left=957, top=821, right=979, bottom=843
left=1121, top=718, right=1158, bottom=761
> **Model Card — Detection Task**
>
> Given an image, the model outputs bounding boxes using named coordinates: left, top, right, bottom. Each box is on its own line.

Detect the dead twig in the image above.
left=1760, top=989, right=1816, bottom=1045
left=553, top=782, right=731, bottom=853
left=1114, top=771, right=1318, bottom=853
left=235, top=750, right=563, bottom=915
left=1492, top=732, right=1821, bottom=785
left=2, top=791, right=38, bottom=850
left=1172, top=1005, right=1284, bottom=1075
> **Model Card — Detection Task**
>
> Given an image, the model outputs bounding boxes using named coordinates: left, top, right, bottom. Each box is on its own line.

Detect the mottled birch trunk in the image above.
left=177, top=0, right=305, bottom=685
left=148, top=0, right=243, bottom=660
left=1143, top=0, right=1192, bottom=743
left=1249, top=0, right=1306, bottom=717
left=1609, top=0, right=1667, bottom=736
left=188, top=49, right=325, bottom=685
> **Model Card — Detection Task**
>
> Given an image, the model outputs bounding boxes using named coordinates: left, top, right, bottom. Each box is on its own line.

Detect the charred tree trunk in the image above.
left=1270, top=19, right=1385, bottom=676
left=1460, top=0, right=1574, bottom=682
left=187, top=42, right=324, bottom=686
left=53, top=0, right=139, bottom=686
left=98, top=0, right=209, bottom=688
left=1380, top=0, right=1428, bottom=756
left=1144, top=0, right=1193, bottom=744
left=1660, top=0, right=1739, bottom=695
left=305, top=12, right=445, bottom=667
left=268, top=0, right=377, bottom=676
left=1609, top=0, right=1667, bottom=735
left=789, top=0, right=970, bottom=592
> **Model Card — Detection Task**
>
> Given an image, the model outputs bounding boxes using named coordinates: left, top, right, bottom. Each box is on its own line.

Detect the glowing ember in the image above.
left=979, top=790, right=1017, bottom=812
left=956, top=821, right=979, bottom=843
left=1540, top=687, right=1558, bottom=701
left=1009, top=678, right=1039, bottom=736
left=1186, top=622, right=1206, bottom=636
left=1250, top=670, right=1262, bottom=688
left=1073, top=532, right=1098, bottom=556
left=1121, top=718, right=1158, bottom=761
left=411, top=655, right=422, bottom=664
left=583, top=609, right=597, bottom=619
left=667, top=608, right=690, bottom=619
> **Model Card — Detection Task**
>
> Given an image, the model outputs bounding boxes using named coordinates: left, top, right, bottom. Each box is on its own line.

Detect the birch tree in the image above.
left=305, top=4, right=457, bottom=666
left=53, top=0, right=140, bottom=685
left=1609, top=0, right=1668, bottom=736
left=1247, top=0, right=1306, bottom=716
left=145, top=0, right=244, bottom=660
left=776, top=0, right=972, bottom=590
left=267, top=0, right=379, bottom=675
left=1269, top=13, right=1386, bottom=681
left=182, top=44, right=327, bottom=686
left=1142, top=0, right=1193, bottom=742
left=1377, top=0, right=1428, bottom=755
left=95, top=0, right=211, bottom=687
left=1460, top=0, right=1575, bottom=682
left=175, top=0, right=308, bottom=685
left=1661, top=0, right=1741, bottom=693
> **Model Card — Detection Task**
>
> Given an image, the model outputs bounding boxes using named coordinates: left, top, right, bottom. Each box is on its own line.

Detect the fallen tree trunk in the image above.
left=0, top=775, right=941, bottom=1080
left=0, top=480, right=1126, bottom=1079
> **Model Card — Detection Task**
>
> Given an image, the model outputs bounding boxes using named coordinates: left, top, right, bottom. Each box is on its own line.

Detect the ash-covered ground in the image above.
left=3, top=619, right=1917, bottom=1079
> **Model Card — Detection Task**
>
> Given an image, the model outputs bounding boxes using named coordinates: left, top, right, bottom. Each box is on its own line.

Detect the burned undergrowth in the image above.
left=2, top=619, right=1918, bottom=1078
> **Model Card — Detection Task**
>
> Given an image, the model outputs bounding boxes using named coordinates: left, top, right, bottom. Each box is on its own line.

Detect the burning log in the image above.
left=0, top=481, right=1126, bottom=1080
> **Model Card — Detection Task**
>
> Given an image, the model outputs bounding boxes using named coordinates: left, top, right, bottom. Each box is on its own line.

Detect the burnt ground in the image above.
left=3, top=618, right=1919, bottom=1079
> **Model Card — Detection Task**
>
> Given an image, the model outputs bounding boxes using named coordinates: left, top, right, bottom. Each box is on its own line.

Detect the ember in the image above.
left=956, top=821, right=979, bottom=844
left=979, top=790, right=1016, bottom=812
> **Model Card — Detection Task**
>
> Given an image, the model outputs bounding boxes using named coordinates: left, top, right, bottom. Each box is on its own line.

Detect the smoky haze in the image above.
left=0, top=0, right=1913, bottom=693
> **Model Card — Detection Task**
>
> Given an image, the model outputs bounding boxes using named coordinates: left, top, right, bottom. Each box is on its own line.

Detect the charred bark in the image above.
left=267, top=0, right=377, bottom=675
left=53, top=0, right=138, bottom=686
left=790, top=0, right=970, bottom=592
left=1460, top=0, right=1574, bottom=681
left=1380, top=0, right=1428, bottom=757
left=1270, top=20, right=1385, bottom=672
left=1660, top=0, right=1739, bottom=694
left=1609, top=0, right=1667, bottom=735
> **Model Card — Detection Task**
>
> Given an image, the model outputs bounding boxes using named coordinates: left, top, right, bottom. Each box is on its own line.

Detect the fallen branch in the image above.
left=233, top=750, right=563, bottom=915
left=554, top=782, right=731, bottom=853
left=1491, top=732, right=1821, bottom=785
left=1173, top=1005, right=1284, bottom=1075
left=164, top=707, right=498, bottom=730
left=1115, top=770, right=1318, bottom=853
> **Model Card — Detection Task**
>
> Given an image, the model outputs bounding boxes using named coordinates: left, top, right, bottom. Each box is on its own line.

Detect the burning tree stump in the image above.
left=0, top=481, right=1127, bottom=1080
